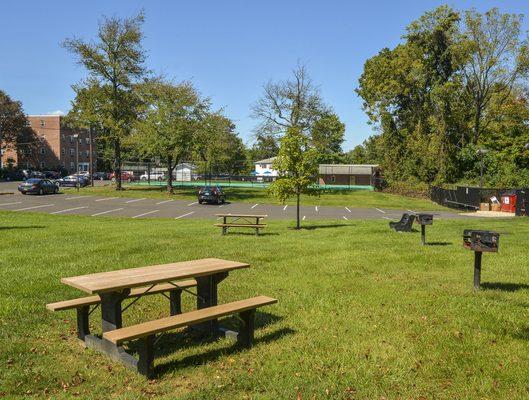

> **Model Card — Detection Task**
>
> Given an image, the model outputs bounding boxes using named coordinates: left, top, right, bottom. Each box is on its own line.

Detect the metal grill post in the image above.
left=474, top=251, right=482, bottom=290
left=421, top=224, right=426, bottom=246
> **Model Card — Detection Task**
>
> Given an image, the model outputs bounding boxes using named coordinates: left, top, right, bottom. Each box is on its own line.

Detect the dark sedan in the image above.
left=56, top=175, right=90, bottom=187
left=198, top=186, right=226, bottom=204
left=18, top=179, right=59, bottom=195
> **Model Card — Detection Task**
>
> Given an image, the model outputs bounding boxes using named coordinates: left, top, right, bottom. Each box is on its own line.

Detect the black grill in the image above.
left=463, top=230, right=499, bottom=253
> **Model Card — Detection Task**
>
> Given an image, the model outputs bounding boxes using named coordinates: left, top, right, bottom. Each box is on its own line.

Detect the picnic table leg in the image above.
left=76, top=305, right=90, bottom=341
left=222, top=216, right=227, bottom=235
left=195, top=271, right=228, bottom=335
left=169, top=290, right=182, bottom=315
left=99, top=289, right=131, bottom=332
left=237, top=309, right=255, bottom=347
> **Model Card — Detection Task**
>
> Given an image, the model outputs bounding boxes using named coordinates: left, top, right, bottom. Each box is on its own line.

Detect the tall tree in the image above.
left=0, top=90, right=26, bottom=168
left=251, top=63, right=329, bottom=149
left=460, top=8, right=529, bottom=144
left=268, top=127, right=318, bottom=229
left=310, top=112, right=345, bottom=163
left=132, top=80, right=204, bottom=193
left=63, top=12, right=148, bottom=190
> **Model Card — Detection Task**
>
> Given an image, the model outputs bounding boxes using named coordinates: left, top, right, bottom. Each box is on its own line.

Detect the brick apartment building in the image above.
left=1, top=115, right=96, bottom=173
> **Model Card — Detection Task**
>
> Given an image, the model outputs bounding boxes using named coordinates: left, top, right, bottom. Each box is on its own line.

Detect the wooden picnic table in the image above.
left=60, top=258, right=249, bottom=360
left=215, top=213, right=268, bottom=235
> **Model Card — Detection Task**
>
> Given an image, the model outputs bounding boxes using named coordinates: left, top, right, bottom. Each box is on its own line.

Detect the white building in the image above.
left=254, top=157, right=278, bottom=177
left=174, top=163, right=196, bottom=181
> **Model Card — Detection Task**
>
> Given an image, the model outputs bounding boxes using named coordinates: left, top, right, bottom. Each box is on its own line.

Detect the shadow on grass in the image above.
left=0, top=225, right=46, bottom=230
left=426, top=241, right=453, bottom=246
left=221, top=231, right=279, bottom=237
left=297, top=224, right=351, bottom=230
left=154, top=327, right=295, bottom=377
left=480, top=282, right=529, bottom=292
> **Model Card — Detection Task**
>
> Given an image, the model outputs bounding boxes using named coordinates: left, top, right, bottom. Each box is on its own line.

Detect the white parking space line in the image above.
left=382, top=216, right=392, bottom=220
left=315, top=206, right=318, bottom=212
left=218, top=205, right=224, bottom=208
left=345, top=207, right=351, bottom=213
left=375, top=208, right=386, bottom=214
left=126, top=198, right=146, bottom=204
left=14, top=204, right=55, bottom=211
left=302, top=215, right=306, bottom=221
left=155, top=199, right=174, bottom=205
left=251, top=203, right=259, bottom=209
left=0, top=201, right=22, bottom=206
left=187, top=202, right=198, bottom=206
left=283, top=205, right=288, bottom=211
left=91, top=208, right=124, bottom=217
left=175, top=211, right=194, bottom=220
left=96, top=197, right=118, bottom=202
left=65, top=196, right=88, bottom=200
left=51, top=206, right=88, bottom=215
left=407, top=209, right=415, bottom=214
left=131, top=210, right=159, bottom=219
left=343, top=216, right=348, bottom=220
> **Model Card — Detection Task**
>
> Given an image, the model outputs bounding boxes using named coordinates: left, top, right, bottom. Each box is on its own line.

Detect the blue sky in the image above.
left=1, top=0, right=527, bottom=150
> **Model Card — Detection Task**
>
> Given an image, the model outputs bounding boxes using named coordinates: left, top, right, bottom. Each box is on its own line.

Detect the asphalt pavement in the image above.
left=0, top=182, right=467, bottom=221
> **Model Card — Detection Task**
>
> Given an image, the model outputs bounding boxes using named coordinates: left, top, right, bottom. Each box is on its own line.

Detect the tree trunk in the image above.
left=167, top=155, right=174, bottom=194
left=114, top=138, right=122, bottom=191
left=296, top=190, right=300, bottom=230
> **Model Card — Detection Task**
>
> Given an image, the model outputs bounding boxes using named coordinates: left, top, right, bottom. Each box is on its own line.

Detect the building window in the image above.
left=70, top=161, right=75, bottom=169
left=85, top=138, right=90, bottom=144
left=330, top=175, right=336, bottom=183
left=69, top=136, right=74, bottom=143
left=40, top=162, right=45, bottom=169
left=61, top=148, right=65, bottom=155
left=61, top=134, right=65, bottom=141
left=85, top=150, right=89, bottom=157
left=70, top=148, right=74, bottom=156
left=40, top=120, right=45, bottom=127
left=40, top=147, right=46, bottom=155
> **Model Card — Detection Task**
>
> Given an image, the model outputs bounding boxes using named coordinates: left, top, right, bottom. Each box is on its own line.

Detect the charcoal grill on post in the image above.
left=416, top=214, right=433, bottom=245
left=462, top=230, right=499, bottom=289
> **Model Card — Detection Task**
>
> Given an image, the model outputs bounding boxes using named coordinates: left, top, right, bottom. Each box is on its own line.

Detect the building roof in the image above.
left=254, top=157, right=277, bottom=164
left=319, top=164, right=379, bottom=175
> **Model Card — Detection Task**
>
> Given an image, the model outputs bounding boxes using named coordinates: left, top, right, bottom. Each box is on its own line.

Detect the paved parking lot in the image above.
left=0, top=189, right=467, bottom=221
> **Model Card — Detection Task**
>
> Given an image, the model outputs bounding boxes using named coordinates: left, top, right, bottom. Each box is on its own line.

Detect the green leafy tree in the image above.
left=459, top=8, right=529, bottom=144
left=63, top=12, right=148, bottom=190
left=268, top=127, right=318, bottom=229
left=310, top=112, right=345, bottom=164
left=132, top=80, right=205, bottom=193
left=0, top=90, right=26, bottom=169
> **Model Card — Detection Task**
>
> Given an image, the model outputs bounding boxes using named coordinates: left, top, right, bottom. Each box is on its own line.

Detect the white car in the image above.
left=140, top=171, right=165, bottom=181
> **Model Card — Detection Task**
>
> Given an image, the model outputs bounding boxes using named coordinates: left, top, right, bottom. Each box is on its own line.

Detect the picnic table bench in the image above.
left=215, top=214, right=267, bottom=235
left=47, top=258, right=277, bottom=377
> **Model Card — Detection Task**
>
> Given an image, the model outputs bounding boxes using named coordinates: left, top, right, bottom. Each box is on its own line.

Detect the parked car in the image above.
left=198, top=186, right=226, bottom=204
left=109, top=171, right=137, bottom=182
left=93, top=172, right=110, bottom=180
left=21, top=170, right=45, bottom=180
left=140, top=171, right=165, bottom=181
left=56, top=175, right=89, bottom=187
left=18, top=178, right=59, bottom=195
left=43, top=170, right=61, bottom=179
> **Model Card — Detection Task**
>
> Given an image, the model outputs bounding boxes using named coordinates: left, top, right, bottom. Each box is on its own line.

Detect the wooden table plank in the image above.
left=61, top=258, right=250, bottom=295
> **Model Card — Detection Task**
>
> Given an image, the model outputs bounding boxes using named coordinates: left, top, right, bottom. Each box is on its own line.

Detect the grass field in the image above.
left=1, top=211, right=529, bottom=399
left=76, top=184, right=448, bottom=211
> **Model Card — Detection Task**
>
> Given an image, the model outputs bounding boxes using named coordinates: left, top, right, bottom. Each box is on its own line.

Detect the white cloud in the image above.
left=47, top=110, right=66, bottom=116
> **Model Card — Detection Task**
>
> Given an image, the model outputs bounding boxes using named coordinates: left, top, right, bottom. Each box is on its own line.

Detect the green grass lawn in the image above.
left=76, top=184, right=448, bottom=211
left=1, top=211, right=529, bottom=398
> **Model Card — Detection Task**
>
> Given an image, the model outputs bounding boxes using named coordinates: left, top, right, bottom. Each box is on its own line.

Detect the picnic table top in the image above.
left=215, top=213, right=268, bottom=218
left=61, top=258, right=250, bottom=295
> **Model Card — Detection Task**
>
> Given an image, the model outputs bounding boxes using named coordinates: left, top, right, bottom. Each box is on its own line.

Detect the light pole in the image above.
left=89, top=126, right=94, bottom=187
left=476, top=148, right=489, bottom=189
left=73, top=133, right=79, bottom=192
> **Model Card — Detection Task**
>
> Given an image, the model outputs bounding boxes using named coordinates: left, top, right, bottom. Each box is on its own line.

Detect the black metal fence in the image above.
left=430, top=185, right=529, bottom=216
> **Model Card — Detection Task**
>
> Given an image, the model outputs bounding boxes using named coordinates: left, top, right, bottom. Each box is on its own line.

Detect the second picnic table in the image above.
left=215, top=213, right=267, bottom=235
